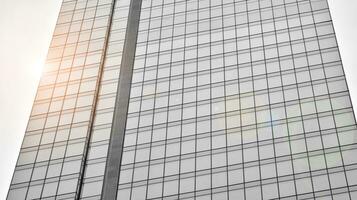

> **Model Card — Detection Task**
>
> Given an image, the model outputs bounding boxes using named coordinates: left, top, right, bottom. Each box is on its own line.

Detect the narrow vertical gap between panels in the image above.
left=102, top=0, right=143, bottom=199
left=76, top=0, right=118, bottom=199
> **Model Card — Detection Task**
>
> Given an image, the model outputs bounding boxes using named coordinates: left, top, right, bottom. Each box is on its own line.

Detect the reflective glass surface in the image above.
left=8, top=0, right=357, bottom=199
left=117, top=0, right=357, bottom=199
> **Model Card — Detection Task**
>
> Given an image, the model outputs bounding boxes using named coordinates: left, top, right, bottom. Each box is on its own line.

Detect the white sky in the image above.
left=0, top=0, right=356, bottom=199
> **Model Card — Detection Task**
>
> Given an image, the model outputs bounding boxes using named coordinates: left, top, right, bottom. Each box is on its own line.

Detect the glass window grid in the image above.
left=80, top=0, right=131, bottom=199
left=116, top=0, right=357, bottom=199
left=8, top=0, right=119, bottom=199
left=8, top=0, right=357, bottom=199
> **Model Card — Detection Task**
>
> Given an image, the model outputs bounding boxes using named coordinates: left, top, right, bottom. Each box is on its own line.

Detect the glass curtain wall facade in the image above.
left=7, top=0, right=130, bottom=199
left=7, top=0, right=357, bottom=199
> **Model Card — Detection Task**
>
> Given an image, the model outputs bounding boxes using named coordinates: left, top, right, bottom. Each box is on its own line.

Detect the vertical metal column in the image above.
left=101, top=0, right=142, bottom=199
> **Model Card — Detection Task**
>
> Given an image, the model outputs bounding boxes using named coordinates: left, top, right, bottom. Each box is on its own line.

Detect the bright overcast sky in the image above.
left=0, top=0, right=356, bottom=199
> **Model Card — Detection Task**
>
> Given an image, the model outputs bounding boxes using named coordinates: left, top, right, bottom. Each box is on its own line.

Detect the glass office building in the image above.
left=7, top=0, right=357, bottom=199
